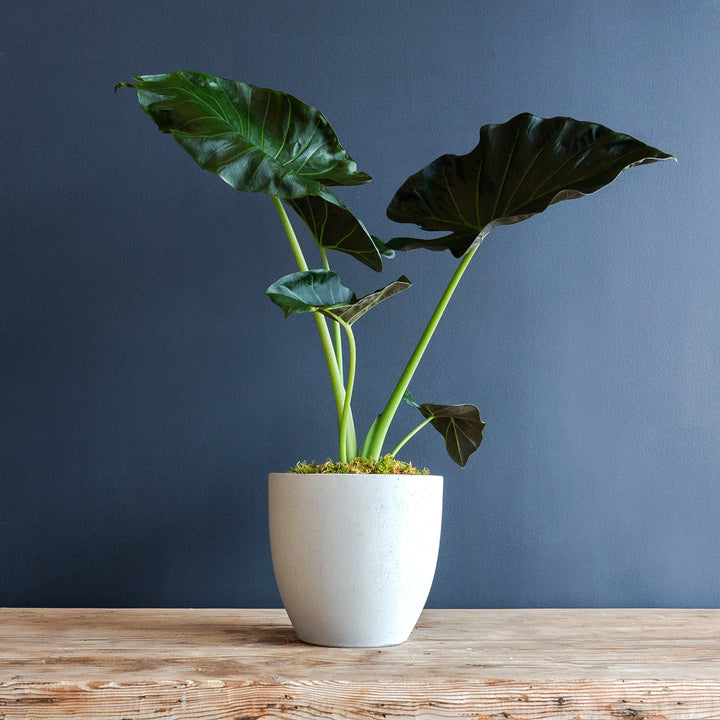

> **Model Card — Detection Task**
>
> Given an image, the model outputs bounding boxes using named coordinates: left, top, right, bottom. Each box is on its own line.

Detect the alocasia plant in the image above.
left=119, top=72, right=674, bottom=469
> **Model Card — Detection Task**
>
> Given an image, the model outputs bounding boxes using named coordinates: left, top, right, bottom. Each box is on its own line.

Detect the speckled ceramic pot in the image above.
left=268, top=472, right=443, bottom=647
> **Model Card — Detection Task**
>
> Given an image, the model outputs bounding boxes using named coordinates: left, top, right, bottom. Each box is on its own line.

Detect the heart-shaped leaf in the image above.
left=387, top=113, right=675, bottom=257
left=267, top=270, right=411, bottom=324
left=404, top=391, right=485, bottom=467
left=286, top=195, right=383, bottom=271
left=119, top=72, right=371, bottom=201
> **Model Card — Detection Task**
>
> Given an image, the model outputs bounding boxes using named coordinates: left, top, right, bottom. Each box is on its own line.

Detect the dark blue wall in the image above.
left=2, top=0, right=718, bottom=608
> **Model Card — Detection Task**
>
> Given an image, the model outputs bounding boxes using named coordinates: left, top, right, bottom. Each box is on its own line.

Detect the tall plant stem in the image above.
left=273, top=199, right=344, bottom=415
left=330, top=315, right=358, bottom=463
left=272, top=197, right=357, bottom=459
left=319, top=246, right=357, bottom=460
left=362, top=242, right=481, bottom=459
left=273, top=196, right=310, bottom=272
left=319, top=246, right=344, bottom=383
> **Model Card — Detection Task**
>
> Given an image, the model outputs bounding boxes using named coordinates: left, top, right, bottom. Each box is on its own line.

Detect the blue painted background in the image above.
left=2, top=1, right=718, bottom=608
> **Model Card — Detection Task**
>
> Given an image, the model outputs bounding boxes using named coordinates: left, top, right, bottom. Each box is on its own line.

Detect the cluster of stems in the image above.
left=273, top=198, right=479, bottom=463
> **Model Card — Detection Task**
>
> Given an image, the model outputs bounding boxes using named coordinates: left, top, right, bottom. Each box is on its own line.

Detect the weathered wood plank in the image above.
left=1, top=608, right=719, bottom=719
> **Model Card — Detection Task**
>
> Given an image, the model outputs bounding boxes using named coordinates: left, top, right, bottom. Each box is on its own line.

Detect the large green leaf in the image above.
left=266, top=270, right=411, bottom=324
left=286, top=195, right=383, bottom=271
left=387, top=113, right=675, bottom=257
left=404, top=391, right=485, bottom=468
left=119, top=72, right=371, bottom=201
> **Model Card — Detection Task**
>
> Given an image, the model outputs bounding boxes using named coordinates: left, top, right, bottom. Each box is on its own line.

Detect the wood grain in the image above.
left=1, top=608, right=719, bottom=719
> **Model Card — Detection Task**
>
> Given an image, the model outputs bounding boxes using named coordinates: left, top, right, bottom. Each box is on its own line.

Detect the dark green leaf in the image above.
left=266, top=271, right=411, bottom=325
left=266, top=270, right=355, bottom=318
left=415, top=401, right=485, bottom=468
left=335, top=276, right=411, bottom=325
left=373, top=237, right=396, bottom=259
left=286, top=195, right=383, bottom=271
left=119, top=72, right=371, bottom=200
left=387, top=113, right=675, bottom=256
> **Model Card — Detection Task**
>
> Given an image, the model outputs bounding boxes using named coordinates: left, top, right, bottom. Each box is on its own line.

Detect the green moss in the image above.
left=290, top=454, right=429, bottom=475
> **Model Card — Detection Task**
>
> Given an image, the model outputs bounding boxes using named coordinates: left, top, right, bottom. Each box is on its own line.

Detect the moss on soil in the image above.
left=290, top=454, right=429, bottom=475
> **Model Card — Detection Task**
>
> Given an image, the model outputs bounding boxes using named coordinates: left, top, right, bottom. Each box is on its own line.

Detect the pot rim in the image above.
left=269, top=472, right=443, bottom=479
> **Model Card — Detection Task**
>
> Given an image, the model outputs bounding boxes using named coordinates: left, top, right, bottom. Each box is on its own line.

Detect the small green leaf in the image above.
left=266, top=270, right=355, bottom=318
left=266, top=271, right=411, bottom=325
left=120, top=72, right=371, bottom=201
left=286, top=195, right=383, bottom=271
left=387, top=113, right=675, bottom=257
left=415, top=401, right=485, bottom=468
left=402, top=390, right=420, bottom=408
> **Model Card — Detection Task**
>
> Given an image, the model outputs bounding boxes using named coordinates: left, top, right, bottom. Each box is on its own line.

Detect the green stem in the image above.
left=362, top=243, right=481, bottom=459
left=272, top=197, right=345, bottom=419
left=272, top=197, right=356, bottom=460
left=389, top=416, right=434, bottom=458
left=319, top=242, right=357, bottom=459
left=274, top=196, right=310, bottom=272
left=319, top=246, right=344, bottom=384
left=331, top=314, right=358, bottom=463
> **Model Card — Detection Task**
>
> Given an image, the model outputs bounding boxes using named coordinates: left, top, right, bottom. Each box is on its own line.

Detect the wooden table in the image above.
left=1, top=608, right=719, bottom=719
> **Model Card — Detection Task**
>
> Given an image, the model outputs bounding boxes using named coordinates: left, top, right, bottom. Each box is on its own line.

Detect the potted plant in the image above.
left=118, top=72, right=673, bottom=646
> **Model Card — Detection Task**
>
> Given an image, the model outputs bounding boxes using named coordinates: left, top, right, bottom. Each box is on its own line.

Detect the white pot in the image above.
left=268, top=472, right=443, bottom=647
